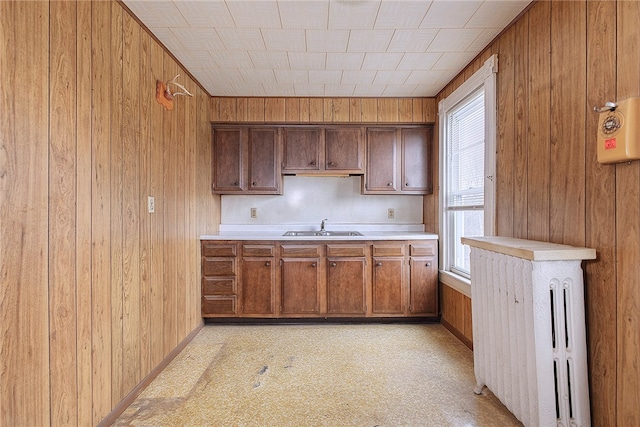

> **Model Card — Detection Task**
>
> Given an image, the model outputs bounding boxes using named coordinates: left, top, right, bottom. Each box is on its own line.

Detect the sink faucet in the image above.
left=320, top=218, right=328, bottom=232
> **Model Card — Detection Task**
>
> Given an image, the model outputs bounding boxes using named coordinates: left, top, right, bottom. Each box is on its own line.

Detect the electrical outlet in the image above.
left=250, top=207, right=257, bottom=219
left=388, top=208, right=394, bottom=219
left=148, top=196, right=155, bottom=214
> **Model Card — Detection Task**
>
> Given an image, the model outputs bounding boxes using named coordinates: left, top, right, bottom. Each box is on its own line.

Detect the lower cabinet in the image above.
left=201, top=239, right=438, bottom=319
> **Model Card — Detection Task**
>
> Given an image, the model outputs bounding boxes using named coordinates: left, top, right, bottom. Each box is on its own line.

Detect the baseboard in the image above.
left=98, top=322, right=204, bottom=427
left=441, top=317, right=473, bottom=350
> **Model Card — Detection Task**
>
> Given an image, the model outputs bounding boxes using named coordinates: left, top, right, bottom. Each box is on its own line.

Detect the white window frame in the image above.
left=438, top=54, right=497, bottom=298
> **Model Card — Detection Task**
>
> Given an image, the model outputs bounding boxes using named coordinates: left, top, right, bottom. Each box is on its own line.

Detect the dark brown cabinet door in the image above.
left=409, top=256, right=438, bottom=316
left=402, top=127, right=432, bottom=193
left=241, top=258, right=276, bottom=315
left=326, top=258, right=367, bottom=315
left=282, top=128, right=322, bottom=172
left=248, top=127, right=281, bottom=193
left=280, top=258, right=321, bottom=314
left=372, top=257, right=405, bottom=314
left=212, top=127, right=244, bottom=192
left=365, top=128, right=398, bottom=192
left=325, top=128, right=364, bottom=172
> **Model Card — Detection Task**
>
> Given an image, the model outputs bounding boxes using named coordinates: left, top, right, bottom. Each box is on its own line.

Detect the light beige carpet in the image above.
left=114, top=324, right=522, bottom=427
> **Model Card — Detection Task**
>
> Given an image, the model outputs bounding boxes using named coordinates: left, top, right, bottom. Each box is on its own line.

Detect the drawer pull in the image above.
left=387, top=182, right=392, bottom=186
left=311, top=263, right=316, bottom=267
left=309, top=161, right=316, bottom=166
left=376, top=262, right=383, bottom=266
left=233, top=181, right=239, bottom=186
left=265, top=261, right=271, bottom=266
left=331, top=262, right=337, bottom=267
left=426, top=262, right=431, bottom=266
left=252, top=181, right=257, bottom=186
left=328, top=161, right=335, bottom=166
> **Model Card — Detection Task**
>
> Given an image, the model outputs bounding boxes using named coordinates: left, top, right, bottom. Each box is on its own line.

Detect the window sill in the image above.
left=439, top=270, right=471, bottom=298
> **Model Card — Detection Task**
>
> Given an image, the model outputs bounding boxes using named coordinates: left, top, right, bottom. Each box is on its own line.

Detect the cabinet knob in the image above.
left=406, top=183, right=410, bottom=186
left=309, top=161, right=316, bottom=166
left=331, top=262, right=337, bottom=267
left=387, top=182, right=393, bottom=186
left=265, top=261, right=271, bottom=266
left=328, top=161, right=335, bottom=166
left=426, top=262, right=431, bottom=266
left=233, top=181, right=239, bottom=186
left=376, top=262, right=382, bottom=266
left=252, top=181, right=257, bottom=186
left=311, top=263, right=316, bottom=267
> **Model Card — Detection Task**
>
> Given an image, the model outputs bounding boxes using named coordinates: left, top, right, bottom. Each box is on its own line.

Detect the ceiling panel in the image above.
left=123, top=0, right=532, bottom=97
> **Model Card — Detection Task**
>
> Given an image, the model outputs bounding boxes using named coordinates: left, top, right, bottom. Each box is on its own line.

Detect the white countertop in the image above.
left=201, top=224, right=438, bottom=241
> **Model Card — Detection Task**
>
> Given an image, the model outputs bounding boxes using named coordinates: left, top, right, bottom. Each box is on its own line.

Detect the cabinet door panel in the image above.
left=365, top=128, right=398, bottom=192
left=409, top=256, right=438, bottom=316
left=242, top=258, right=276, bottom=315
left=212, top=128, right=244, bottom=191
left=281, top=258, right=321, bottom=314
left=402, top=128, right=432, bottom=193
left=325, top=128, right=364, bottom=172
left=248, top=128, right=281, bottom=193
left=203, top=296, right=237, bottom=315
left=282, top=128, right=322, bottom=171
left=326, top=258, right=366, bottom=314
left=372, top=257, right=404, bottom=314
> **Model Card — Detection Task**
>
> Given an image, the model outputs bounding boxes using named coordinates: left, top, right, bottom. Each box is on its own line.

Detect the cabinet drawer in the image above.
left=202, top=242, right=237, bottom=257
left=203, top=258, right=236, bottom=276
left=372, top=244, right=406, bottom=257
left=202, top=277, right=236, bottom=295
left=326, top=244, right=367, bottom=257
left=281, top=244, right=322, bottom=257
left=202, top=296, right=237, bottom=315
left=410, top=242, right=437, bottom=256
left=242, top=244, right=275, bottom=257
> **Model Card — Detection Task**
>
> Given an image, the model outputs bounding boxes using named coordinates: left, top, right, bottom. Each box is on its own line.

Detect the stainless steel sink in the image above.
left=283, top=230, right=363, bottom=237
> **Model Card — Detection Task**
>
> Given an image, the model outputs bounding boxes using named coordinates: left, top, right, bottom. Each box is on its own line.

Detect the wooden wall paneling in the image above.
left=377, top=99, right=398, bottom=122
left=235, top=98, right=247, bottom=122
left=210, top=97, right=220, bottom=122
left=424, top=98, right=436, bottom=123
left=122, top=12, right=141, bottom=395
left=323, top=98, right=334, bottom=122
left=526, top=1, right=551, bottom=242
left=361, top=98, right=377, bottom=122
left=333, top=98, right=350, bottom=122
left=162, top=53, right=179, bottom=356
left=0, top=2, right=51, bottom=426
left=185, top=79, right=199, bottom=331
left=411, top=99, right=423, bottom=123
left=616, top=2, right=640, bottom=424
left=299, top=98, right=311, bottom=122
left=175, top=68, right=187, bottom=341
left=349, top=98, right=362, bottom=122
left=247, top=98, right=265, bottom=122
left=496, top=25, right=515, bottom=237
left=549, top=1, right=587, bottom=247
left=197, top=89, right=217, bottom=234
left=149, top=38, right=165, bottom=370
left=398, top=99, right=412, bottom=123
left=110, top=1, right=125, bottom=404
left=91, top=1, right=113, bottom=421
left=49, top=1, right=78, bottom=424
left=285, top=98, right=301, bottom=121
left=219, top=98, right=237, bottom=122
left=139, top=27, right=152, bottom=377
left=76, top=1, right=94, bottom=424
left=265, top=98, right=285, bottom=122
left=513, top=17, right=529, bottom=239
left=308, top=98, right=323, bottom=122
left=585, top=1, right=618, bottom=425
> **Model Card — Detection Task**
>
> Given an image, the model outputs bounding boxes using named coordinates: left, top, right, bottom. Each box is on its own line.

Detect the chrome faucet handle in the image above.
left=321, top=218, right=328, bottom=231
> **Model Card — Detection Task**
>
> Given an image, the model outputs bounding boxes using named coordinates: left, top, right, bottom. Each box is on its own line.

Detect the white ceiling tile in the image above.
left=172, top=1, right=235, bottom=27
left=373, top=70, right=410, bottom=85
left=342, top=70, right=377, bottom=85
left=294, top=84, right=326, bottom=96
left=226, top=1, right=282, bottom=28
left=326, top=53, right=365, bottom=70
left=324, top=84, right=355, bottom=96
left=262, top=29, right=306, bottom=51
left=467, top=1, right=531, bottom=28
left=387, top=29, right=439, bottom=53
left=432, top=51, right=477, bottom=71
left=288, top=52, right=326, bottom=70
left=347, top=30, right=394, bottom=52
left=375, top=1, right=432, bottom=29
left=149, top=28, right=187, bottom=55
left=210, top=51, right=254, bottom=69
left=467, top=28, right=501, bottom=51
left=421, top=0, right=481, bottom=29
left=249, top=51, right=290, bottom=68
left=382, top=84, right=419, bottom=96
left=397, top=52, right=442, bottom=70
left=353, top=84, right=387, bottom=97
left=171, top=28, right=225, bottom=51
left=203, top=68, right=245, bottom=84
left=309, top=70, right=342, bottom=84
left=362, top=53, right=404, bottom=70
left=239, top=69, right=277, bottom=83
left=275, top=69, right=309, bottom=84
left=307, top=30, right=349, bottom=53
left=262, top=83, right=297, bottom=96
left=279, top=1, right=329, bottom=29
left=176, top=51, right=216, bottom=70
left=217, top=28, right=266, bottom=51
left=411, top=82, right=445, bottom=96
left=329, top=0, right=381, bottom=30
left=125, top=1, right=188, bottom=28
left=427, top=28, right=484, bottom=52
left=405, top=69, right=447, bottom=85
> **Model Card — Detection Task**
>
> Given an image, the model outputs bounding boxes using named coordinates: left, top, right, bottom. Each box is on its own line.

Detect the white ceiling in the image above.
left=123, top=0, right=531, bottom=97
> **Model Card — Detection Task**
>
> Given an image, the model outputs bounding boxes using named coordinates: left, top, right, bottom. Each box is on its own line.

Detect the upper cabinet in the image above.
left=282, top=126, right=364, bottom=175
left=212, top=126, right=282, bottom=194
left=363, top=126, right=433, bottom=195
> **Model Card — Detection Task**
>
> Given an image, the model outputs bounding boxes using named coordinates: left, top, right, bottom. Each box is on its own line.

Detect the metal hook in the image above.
left=593, top=101, right=618, bottom=113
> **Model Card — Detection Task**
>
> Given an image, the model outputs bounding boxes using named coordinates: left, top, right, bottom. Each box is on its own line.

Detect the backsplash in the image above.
left=221, top=176, right=423, bottom=226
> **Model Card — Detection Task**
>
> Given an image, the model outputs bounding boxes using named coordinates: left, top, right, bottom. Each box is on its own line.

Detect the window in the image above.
left=439, top=55, right=497, bottom=295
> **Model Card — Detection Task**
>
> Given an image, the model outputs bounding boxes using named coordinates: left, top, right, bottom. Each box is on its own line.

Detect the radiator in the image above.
left=461, top=237, right=596, bottom=427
